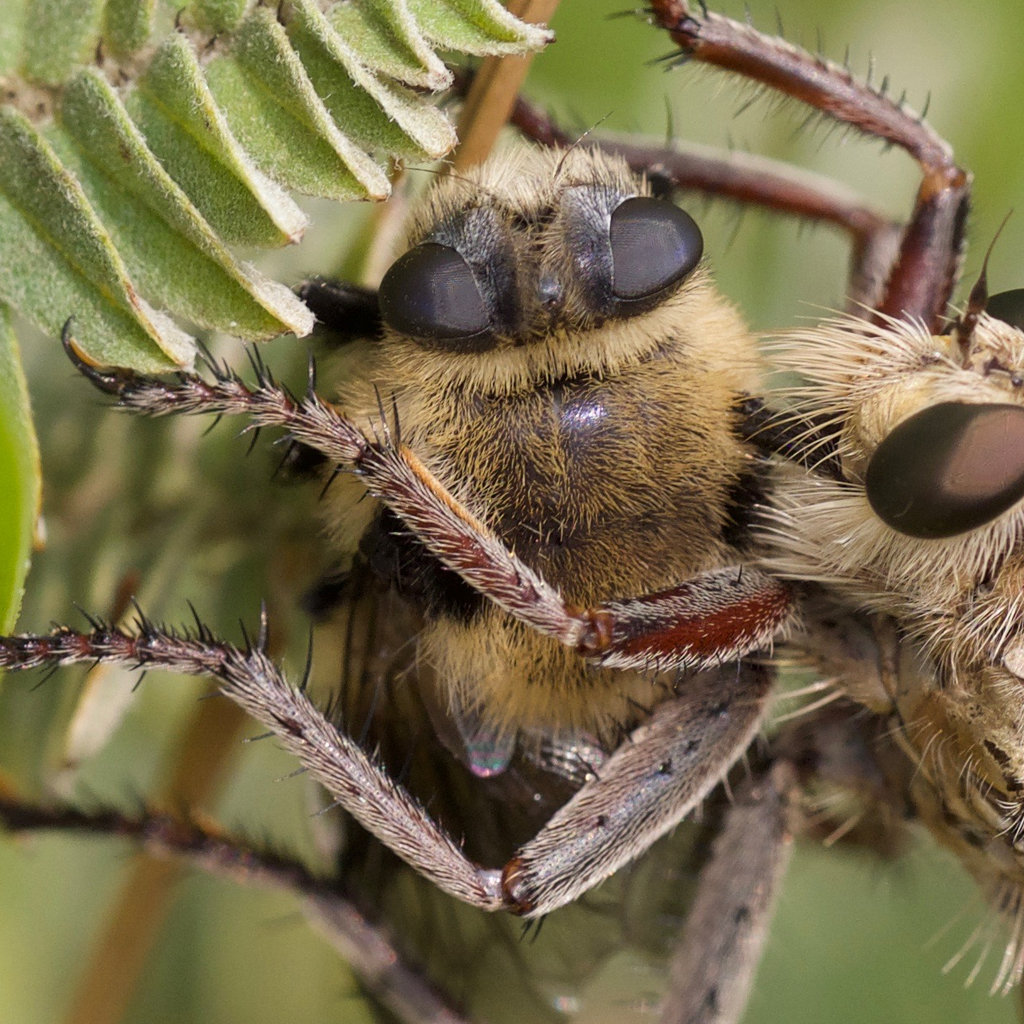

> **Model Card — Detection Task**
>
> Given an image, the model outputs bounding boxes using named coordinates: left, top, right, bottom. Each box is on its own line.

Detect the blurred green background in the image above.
left=3, top=1, right=1024, bottom=1023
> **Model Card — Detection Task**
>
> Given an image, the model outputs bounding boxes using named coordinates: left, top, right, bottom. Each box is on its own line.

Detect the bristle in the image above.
left=770, top=684, right=843, bottom=724
left=992, top=898, right=1024, bottom=994
left=821, top=809, right=864, bottom=847
left=943, top=919, right=988, bottom=976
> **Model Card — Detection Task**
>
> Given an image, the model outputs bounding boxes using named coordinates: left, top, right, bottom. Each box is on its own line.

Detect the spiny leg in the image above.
left=648, top=0, right=969, bottom=330
left=275, top=279, right=385, bottom=477
left=657, top=699, right=909, bottom=1024
left=0, top=616, right=503, bottom=910
left=0, top=790, right=471, bottom=1024
left=64, top=327, right=793, bottom=673
left=503, top=662, right=774, bottom=914
left=0, top=619, right=771, bottom=917
left=660, top=760, right=797, bottom=1024
left=505, top=91, right=902, bottom=312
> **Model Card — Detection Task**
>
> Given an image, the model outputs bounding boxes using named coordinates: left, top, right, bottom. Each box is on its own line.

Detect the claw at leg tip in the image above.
left=60, top=319, right=125, bottom=395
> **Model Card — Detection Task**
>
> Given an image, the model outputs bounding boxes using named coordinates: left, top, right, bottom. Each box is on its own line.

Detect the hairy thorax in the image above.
left=426, top=353, right=759, bottom=603
left=321, top=147, right=767, bottom=742
left=332, top=282, right=764, bottom=741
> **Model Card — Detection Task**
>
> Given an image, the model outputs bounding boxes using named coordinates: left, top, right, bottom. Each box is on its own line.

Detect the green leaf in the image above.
left=0, top=107, right=190, bottom=370
left=21, top=0, right=104, bottom=85
left=102, top=0, right=157, bottom=58
left=0, top=0, right=28, bottom=76
left=55, top=69, right=313, bottom=340
left=129, top=34, right=308, bottom=249
left=407, top=0, right=553, bottom=54
left=0, top=305, right=40, bottom=634
left=286, top=0, right=456, bottom=160
left=328, top=0, right=453, bottom=91
left=0, top=0, right=554, bottom=369
left=206, top=8, right=391, bottom=201
left=186, top=0, right=250, bottom=34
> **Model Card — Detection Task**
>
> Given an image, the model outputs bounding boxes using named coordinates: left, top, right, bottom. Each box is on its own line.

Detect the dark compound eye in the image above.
left=986, top=289, right=1024, bottom=332
left=378, top=243, right=491, bottom=344
left=609, top=197, right=703, bottom=301
left=865, top=402, right=1024, bottom=538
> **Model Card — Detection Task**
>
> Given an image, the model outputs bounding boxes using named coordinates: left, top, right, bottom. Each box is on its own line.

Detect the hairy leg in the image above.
left=0, top=617, right=771, bottom=918
left=64, top=327, right=793, bottom=673
left=660, top=761, right=797, bottom=1024
left=647, top=0, right=968, bottom=330
left=504, top=92, right=902, bottom=313
left=0, top=787, right=471, bottom=1024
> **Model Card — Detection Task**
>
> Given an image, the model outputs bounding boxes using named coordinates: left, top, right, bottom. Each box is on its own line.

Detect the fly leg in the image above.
left=501, top=662, right=774, bottom=914
left=66, top=329, right=794, bottom=674
left=0, top=621, right=772, bottom=919
left=0, top=787, right=472, bottom=1024
left=647, top=0, right=969, bottom=330
left=0, top=614, right=505, bottom=910
left=659, top=760, right=797, bottom=1024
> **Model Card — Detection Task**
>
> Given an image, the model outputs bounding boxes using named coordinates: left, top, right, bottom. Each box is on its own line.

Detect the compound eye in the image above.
left=865, top=402, right=1024, bottom=538
left=378, top=243, right=490, bottom=342
left=986, top=289, right=1024, bottom=331
left=609, top=197, right=703, bottom=301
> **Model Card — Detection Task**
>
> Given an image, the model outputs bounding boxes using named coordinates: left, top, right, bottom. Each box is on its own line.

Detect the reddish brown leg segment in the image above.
left=507, top=95, right=902, bottom=309
left=648, top=0, right=970, bottom=329
left=65, top=331, right=792, bottom=674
